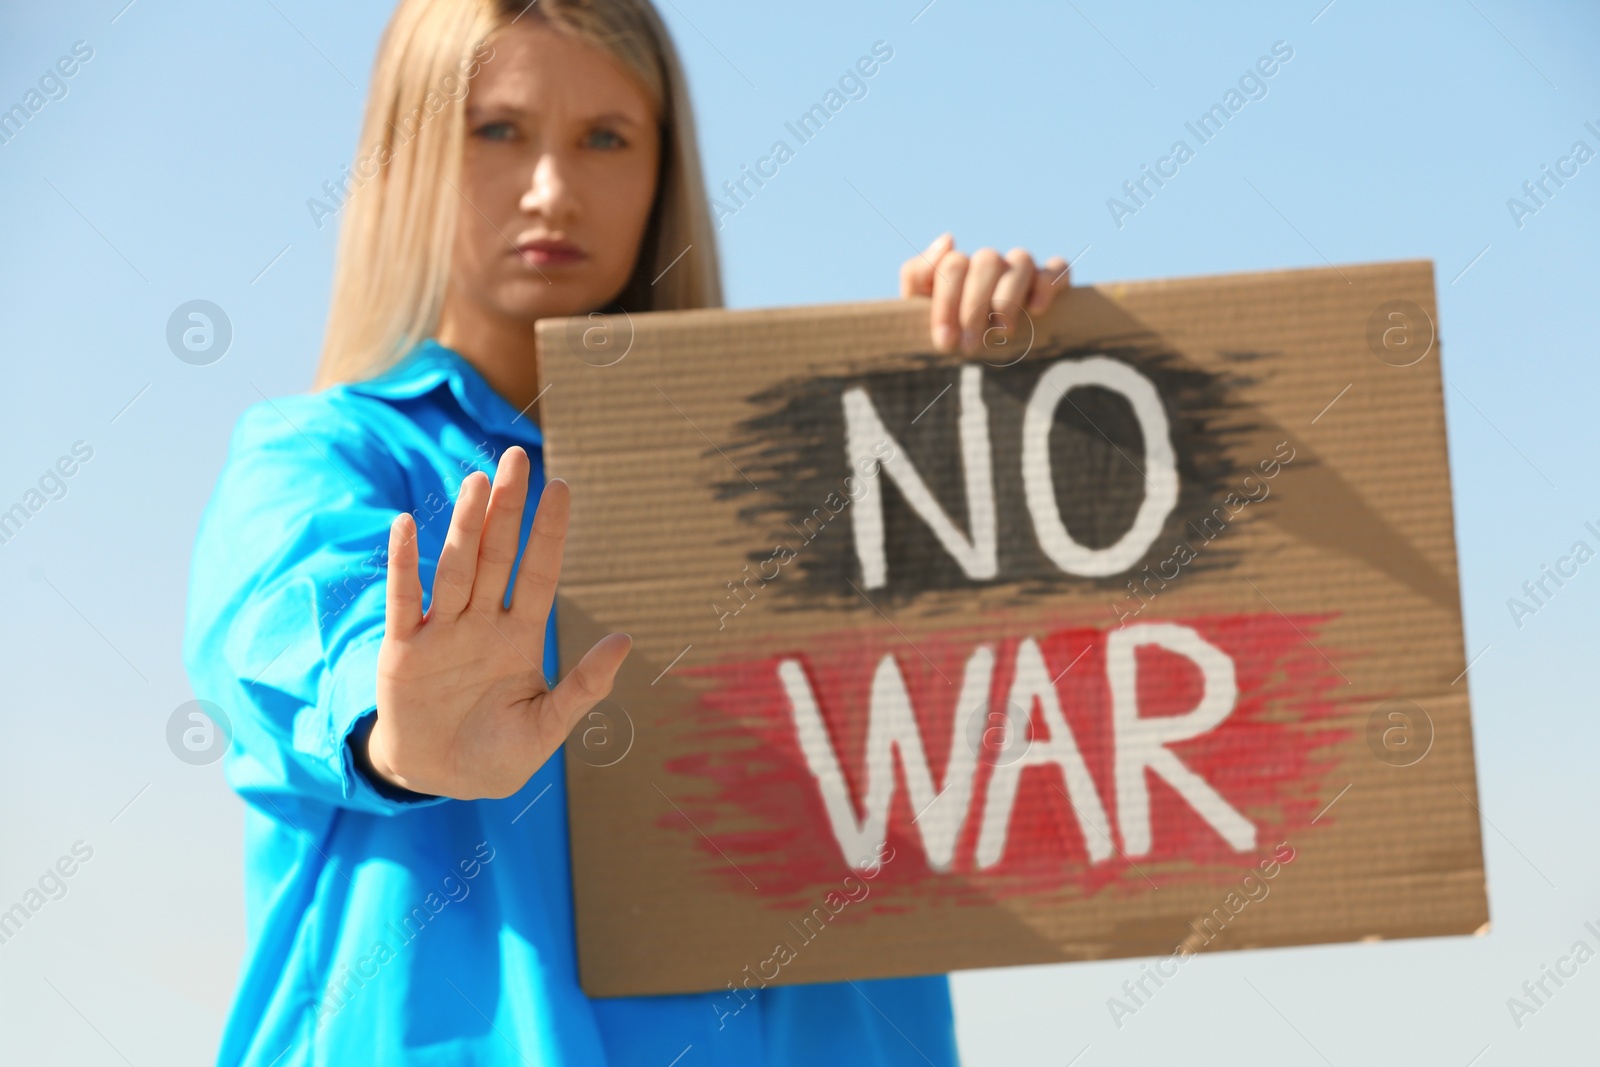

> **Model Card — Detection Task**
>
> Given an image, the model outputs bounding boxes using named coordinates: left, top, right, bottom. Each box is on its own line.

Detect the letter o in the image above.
left=1021, top=356, right=1178, bottom=576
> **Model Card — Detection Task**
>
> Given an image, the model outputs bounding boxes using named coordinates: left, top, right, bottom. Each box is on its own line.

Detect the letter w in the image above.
left=779, top=648, right=994, bottom=871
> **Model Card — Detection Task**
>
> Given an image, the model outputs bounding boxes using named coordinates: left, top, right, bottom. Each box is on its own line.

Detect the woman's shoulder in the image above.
left=219, top=384, right=414, bottom=502
left=228, top=341, right=459, bottom=462
left=229, top=383, right=394, bottom=452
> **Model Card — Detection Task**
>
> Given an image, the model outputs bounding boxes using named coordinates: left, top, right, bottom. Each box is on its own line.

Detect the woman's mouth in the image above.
left=513, top=237, right=586, bottom=267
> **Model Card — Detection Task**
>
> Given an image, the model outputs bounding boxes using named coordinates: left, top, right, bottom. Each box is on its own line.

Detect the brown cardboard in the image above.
left=535, top=259, right=1487, bottom=999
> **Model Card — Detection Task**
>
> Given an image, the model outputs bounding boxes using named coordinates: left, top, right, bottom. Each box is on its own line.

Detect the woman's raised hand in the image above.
left=900, top=233, right=1071, bottom=355
left=367, top=446, right=631, bottom=800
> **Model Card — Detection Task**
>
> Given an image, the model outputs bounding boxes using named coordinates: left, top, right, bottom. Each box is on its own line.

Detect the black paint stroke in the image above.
left=714, top=340, right=1264, bottom=610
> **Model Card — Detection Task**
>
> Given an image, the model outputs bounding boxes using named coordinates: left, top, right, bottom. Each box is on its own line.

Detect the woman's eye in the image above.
left=474, top=121, right=517, bottom=142
left=586, top=128, right=625, bottom=150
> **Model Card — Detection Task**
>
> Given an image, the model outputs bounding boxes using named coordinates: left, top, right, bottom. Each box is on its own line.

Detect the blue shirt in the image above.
left=183, top=339, right=958, bottom=1066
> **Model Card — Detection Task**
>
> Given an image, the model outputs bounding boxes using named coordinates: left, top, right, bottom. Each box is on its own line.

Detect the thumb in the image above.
left=545, top=632, right=632, bottom=735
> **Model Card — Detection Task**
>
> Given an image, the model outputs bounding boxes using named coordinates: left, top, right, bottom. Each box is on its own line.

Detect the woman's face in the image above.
left=446, top=22, right=661, bottom=326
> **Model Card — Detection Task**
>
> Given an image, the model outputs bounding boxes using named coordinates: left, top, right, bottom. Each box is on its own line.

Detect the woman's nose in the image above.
left=519, top=152, right=578, bottom=224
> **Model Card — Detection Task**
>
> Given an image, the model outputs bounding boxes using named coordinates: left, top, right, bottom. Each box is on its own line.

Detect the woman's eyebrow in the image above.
left=464, top=104, right=646, bottom=126
left=466, top=102, right=527, bottom=122
left=585, top=109, right=646, bottom=127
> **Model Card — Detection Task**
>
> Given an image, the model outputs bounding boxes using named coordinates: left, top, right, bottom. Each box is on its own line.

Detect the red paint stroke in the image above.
left=667, top=612, right=1353, bottom=910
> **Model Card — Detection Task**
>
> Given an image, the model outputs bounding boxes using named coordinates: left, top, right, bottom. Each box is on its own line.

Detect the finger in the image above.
left=959, top=248, right=1008, bottom=354
left=510, top=477, right=570, bottom=627
left=385, top=512, right=424, bottom=639
left=990, top=248, right=1037, bottom=341
left=430, top=471, right=491, bottom=620
left=929, top=248, right=969, bottom=352
left=1029, top=256, right=1071, bottom=314
left=545, top=632, right=632, bottom=735
left=471, top=447, right=530, bottom=611
left=901, top=232, right=954, bottom=298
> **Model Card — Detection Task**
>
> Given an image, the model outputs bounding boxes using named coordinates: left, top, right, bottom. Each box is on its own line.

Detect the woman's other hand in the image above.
left=899, top=233, right=1071, bottom=355
left=367, top=446, right=630, bottom=800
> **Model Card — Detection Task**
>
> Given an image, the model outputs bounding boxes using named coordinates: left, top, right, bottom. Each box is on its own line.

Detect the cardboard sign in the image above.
left=536, top=259, right=1487, bottom=999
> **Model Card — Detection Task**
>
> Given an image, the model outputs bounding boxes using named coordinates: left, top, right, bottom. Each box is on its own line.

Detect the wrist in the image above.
left=352, top=712, right=401, bottom=787
left=350, top=712, right=440, bottom=802
left=369, top=715, right=404, bottom=781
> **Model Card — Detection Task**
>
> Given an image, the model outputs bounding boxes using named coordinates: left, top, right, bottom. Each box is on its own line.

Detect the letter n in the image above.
left=844, top=364, right=997, bottom=588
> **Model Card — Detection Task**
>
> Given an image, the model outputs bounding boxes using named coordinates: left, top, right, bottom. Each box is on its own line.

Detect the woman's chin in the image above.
left=493, top=275, right=624, bottom=322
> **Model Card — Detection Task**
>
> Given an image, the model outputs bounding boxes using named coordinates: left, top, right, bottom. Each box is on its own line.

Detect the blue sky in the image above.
left=1, top=1, right=1597, bottom=1063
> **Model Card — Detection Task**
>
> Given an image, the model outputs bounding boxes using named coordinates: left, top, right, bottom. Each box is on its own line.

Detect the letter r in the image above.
left=1108, top=623, right=1256, bottom=855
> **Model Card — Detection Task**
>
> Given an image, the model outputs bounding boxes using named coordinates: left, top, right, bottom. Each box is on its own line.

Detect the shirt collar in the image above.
left=347, top=339, right=544, bottom=446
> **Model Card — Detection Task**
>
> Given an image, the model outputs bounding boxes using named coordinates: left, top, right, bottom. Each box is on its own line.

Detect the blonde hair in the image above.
left=313, top=0, right=721, bottom=388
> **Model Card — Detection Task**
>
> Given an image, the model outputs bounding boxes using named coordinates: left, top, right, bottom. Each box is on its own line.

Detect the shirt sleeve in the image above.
left=183, top=393, right=448, bottom=817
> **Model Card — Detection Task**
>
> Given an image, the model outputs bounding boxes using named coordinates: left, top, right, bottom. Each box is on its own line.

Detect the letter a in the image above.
left=1507, top=197, right=1538, bottom=229
left=976, top=638, right=1114, bottom=867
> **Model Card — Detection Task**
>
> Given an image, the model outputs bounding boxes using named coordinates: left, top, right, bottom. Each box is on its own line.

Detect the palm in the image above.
left=370, top=449, right=630, bottom=800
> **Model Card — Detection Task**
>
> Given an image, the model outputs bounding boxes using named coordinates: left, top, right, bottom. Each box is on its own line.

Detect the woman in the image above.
left=184, top=0, right=1070, bottom=1063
